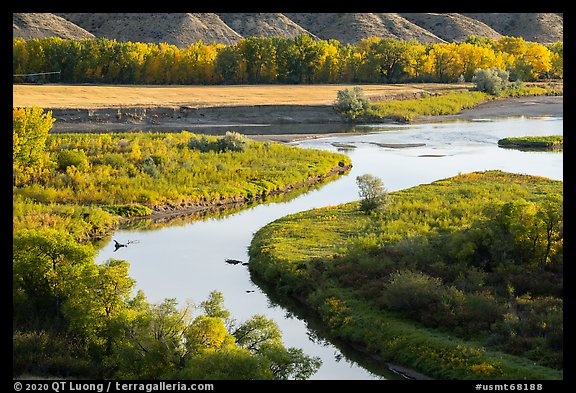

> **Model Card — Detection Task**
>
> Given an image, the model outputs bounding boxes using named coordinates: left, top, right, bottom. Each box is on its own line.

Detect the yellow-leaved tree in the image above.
left=13, top=106, right=55, bottom=185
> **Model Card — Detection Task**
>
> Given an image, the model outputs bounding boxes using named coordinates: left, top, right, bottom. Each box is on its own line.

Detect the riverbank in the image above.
left=42, top=94, right=562, bottom=144
left=416, top=95, right=563, bottom=122
left=145, top=161, right=352, bottom=222
left=248, top=171, right=564, bottom=380
left=13, top=83, right=562, bottom=141
left=252, top=95, right=563, bottom=143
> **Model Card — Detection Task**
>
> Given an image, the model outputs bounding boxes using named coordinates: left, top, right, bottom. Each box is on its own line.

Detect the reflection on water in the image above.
left=54, top=122, right=361, bottom=135
left=95, top=116, right=562, bottom=380
left=115, top=171, right=348, bottom=232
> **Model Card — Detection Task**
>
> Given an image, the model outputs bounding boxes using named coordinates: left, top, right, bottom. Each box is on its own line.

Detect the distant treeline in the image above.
left=13, top=35, right=563, bottom=85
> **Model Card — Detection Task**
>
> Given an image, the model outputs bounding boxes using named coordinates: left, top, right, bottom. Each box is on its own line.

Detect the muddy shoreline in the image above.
left=49, top=95, right=563, bottom=143
left=416, top=94, right=563, bottom=122
left=49, top=104, right=344, bottom=129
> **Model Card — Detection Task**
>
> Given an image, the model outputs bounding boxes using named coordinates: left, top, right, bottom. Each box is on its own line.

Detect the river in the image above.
left=95, top=115, right=563, bottom=380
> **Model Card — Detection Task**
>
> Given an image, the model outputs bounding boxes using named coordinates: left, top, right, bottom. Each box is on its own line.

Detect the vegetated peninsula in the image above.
left=13, top=109, right=351, bottom=222
left=248, top=170, right=563, bottom=380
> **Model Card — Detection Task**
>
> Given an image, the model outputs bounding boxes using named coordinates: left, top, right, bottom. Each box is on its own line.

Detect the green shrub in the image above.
left=380, top=270, right=444, bottom=317
left=141, top=155, right=160, bottom=177
left=188, top=132, right=248, bottom=153
left=217, top=131, right=248, bottom=152
left=473, top=67, right=510, bottom=95
left=102, top=204, right=152, bottom=217
left=335, top=87, right=369, bottom=119
left=13, top=330, right=101, bottom=379
left=356, top=174, right=389, bottom=213
left=101, top=152, right=128, bottom=168
left=188, top=134, right=211, bottom=152
left=55, top=149, right=89, bottom=171
left=169, top=348, right=271, bottom=380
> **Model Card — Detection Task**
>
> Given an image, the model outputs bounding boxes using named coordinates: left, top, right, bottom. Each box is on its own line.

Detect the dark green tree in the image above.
left=13, top=228, right=95, bottom=324
left=215, top=45, right=246, bottom=84
left=367, top=38, right=413, bottom=83
left=239, top=37, right=277, bottom=83
left=279, top=34, right=321, bottom=83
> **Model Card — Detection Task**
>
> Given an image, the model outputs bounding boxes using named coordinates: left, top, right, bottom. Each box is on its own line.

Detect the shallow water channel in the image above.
left=95, top=116, right=563, bottom=380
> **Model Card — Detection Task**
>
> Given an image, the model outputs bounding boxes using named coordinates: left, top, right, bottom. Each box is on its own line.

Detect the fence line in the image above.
left=13, top=71, right=61, bottom=77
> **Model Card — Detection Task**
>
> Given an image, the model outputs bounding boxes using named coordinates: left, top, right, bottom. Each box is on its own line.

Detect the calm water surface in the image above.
left=95, top=116, right=563, bottom=380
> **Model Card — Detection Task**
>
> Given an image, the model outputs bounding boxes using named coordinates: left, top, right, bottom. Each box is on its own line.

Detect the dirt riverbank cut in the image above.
left=50, top=104, right=344, bottom=131
left=15, top=83, right=484, bottom=132
left=47, top=95, right=563, bottom=135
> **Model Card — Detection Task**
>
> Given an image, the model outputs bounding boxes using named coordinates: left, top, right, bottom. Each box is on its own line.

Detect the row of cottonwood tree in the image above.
left=13, top=34, right=563, bottom=85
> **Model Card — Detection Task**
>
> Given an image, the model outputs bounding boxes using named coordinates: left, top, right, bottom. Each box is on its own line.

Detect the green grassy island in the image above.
left=249, top=171, right=563, bottom=380
left=498, top=135, right=563, bottom=150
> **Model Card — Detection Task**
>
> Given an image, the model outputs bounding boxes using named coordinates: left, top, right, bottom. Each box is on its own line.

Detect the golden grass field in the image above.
left=13, top=83, right=472, bottom=109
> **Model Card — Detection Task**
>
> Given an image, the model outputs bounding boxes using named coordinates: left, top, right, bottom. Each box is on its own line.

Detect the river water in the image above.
left=95, top=115, right=563, bottom=380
